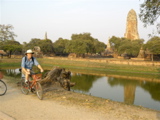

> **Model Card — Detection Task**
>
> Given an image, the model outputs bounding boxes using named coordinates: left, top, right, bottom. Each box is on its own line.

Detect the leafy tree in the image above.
left=110, top=36, right=144, bottom=57
left=139, top=0, right=160, bottom=34
left=23, top=38, right=41, bottom=51
left=0, top=24, right=17, bottom=41
left=53, top=38, right=70, bottom=55
left=0, top=40, right=22, bottom=58
left=109, top=36, right=123, bottom=56
left=68, top=33, right=105, bottom=56
left=118, top=40, right=143, bottom=57
left=71, top=33, right=94, bottom=41
left=23, top=38, right=54, bottom=55
left=39, top=39, right=54, bottom=55
left=65, top=40, right=88, bottom=55
left=144, top=36, right=160, bottom=61
left=94, top=40, right=106, bottom=54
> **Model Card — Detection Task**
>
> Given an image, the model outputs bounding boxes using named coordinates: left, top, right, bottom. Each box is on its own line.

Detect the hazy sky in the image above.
left=0, top=0, right=156, bottom=44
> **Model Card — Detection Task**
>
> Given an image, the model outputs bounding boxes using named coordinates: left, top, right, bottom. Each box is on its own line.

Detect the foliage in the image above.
left=53, top=38, right=70, bottom=55
left=65, top=33, right=105, bottom=55
left=144, top=36, right=160, bottom=54
left=109, top=36, right=122, bottom=55
left=139, top=0, right=160, bottom=34
left=0, top=24, right=17, bottom=41
left=65, top=40, right=88, bottom=54
left=109, top=36, right=144, bottom=57
left=23, top=38, right=41, bottom=51
left=39, top=39, right=54, bottom=54
left=23, top=38, right=54, bottom=55
left=94, top=40, right=106, bottom=54
left=0, top=40, right=22, bottom=58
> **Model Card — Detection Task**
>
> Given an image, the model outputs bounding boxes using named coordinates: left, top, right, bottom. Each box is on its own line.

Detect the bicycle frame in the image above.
left=0, top=72, right=3, bottom=79
left=24, top=73, right=42, bottom=90
left=21, top=72, right=43, bottom=100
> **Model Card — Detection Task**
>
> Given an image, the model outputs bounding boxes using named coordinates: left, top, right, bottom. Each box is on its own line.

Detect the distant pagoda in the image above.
left=124, top=9, right=139, bottom=40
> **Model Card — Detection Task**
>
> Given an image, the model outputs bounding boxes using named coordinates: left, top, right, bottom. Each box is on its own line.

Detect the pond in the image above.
left=1, top=68, right=160, bottom=111
left=71, top=73, right=160, bottom=111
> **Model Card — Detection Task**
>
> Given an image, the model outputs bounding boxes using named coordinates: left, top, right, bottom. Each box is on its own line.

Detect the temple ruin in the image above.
left=124, top=9, right=139, bottom=40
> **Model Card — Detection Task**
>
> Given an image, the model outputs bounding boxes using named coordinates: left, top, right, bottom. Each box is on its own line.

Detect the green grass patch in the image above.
left=1, top=58, right=160, bottom=79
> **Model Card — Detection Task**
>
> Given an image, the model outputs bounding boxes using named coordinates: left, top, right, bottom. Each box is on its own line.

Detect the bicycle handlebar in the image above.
left=30, top=72, right=43, bottom=75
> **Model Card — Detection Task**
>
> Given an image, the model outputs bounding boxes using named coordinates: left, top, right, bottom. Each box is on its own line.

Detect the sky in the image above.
left=0, top=0, right=157, bottom=44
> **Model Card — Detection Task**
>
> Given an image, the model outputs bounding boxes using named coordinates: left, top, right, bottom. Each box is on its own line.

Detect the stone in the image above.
left=124, top=9, right=139, bottom=40
left=33, top=46, right=43, bottom=58
left=137, top=47, right=145, bottom=58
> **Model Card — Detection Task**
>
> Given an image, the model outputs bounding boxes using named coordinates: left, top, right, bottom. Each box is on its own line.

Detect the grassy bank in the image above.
left=1, top=58, right=160, bottom=79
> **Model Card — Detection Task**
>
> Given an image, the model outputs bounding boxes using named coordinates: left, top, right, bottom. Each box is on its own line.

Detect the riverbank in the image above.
left=1, top=57, right=160, bottom=73
left=1, top=58, right=160, bottom=81
left=1, top=77, right=160, bottom=120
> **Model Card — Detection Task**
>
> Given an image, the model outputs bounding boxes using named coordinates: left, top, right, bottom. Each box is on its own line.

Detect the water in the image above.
left=71, top=73, right=160, bottom=111
left=1, top=68, right=160, bottom=111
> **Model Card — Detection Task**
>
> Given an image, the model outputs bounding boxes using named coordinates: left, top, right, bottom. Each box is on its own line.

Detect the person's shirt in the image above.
left=21, top=56, right=39, bottom=70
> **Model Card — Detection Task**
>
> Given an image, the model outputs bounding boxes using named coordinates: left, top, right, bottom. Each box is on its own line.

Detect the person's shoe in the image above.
left=31, top=87, right=36, bottom=93
left=25, top=80, right=28, bottom=84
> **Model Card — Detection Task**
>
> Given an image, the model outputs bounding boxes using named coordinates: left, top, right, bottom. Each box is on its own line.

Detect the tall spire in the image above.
left=124, top=9, right=139, bottom=40
left=107, top=37, right=111, bottom=50
left=45, top=32, right=48, bottom=40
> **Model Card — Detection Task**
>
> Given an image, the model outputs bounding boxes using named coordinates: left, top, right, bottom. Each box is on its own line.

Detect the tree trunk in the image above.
left=151, top=54, right=154, bottom=61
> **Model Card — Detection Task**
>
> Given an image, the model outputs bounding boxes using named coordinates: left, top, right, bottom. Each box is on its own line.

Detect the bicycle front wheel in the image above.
left=21, top=79, right=29, bottom=95
left=0, top=80, right=7, bottom=96
left=35, top=82, right=43, bottom=100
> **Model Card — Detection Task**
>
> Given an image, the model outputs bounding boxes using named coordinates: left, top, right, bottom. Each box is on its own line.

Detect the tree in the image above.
left=23, top=38, right=41, bottom=52
left=53, top=38, right=70, bottom=55
left=139, top=0, right=160, bottom=34
left=109, top=36, right=144, bottom=57
left=118, top=40, right=143, bottom=57
left=94, top=40, right=106, bottom=54
left=109, top=36, right=123, bottom=56
left=0, top=24, right=17, bottom=41
left=23, top=38, right=54, bottom=55
left=65, top=33, right=105, bottom=56
left=65, top=40, right=88, bottom=55
left=39, top=39, right=54, bottom=55
left=0, top=40, right=22, bottom=58
left=144, top=36, right=160, bottom=61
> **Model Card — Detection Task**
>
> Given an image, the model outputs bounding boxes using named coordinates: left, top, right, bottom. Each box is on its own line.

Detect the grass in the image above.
left=1, top=57, right=160, bottom=80
left=37, top=58, right=160, bottom=75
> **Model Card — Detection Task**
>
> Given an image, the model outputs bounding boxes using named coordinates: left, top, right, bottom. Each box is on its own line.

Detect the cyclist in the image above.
left=21, top=49, right=44, bottom=83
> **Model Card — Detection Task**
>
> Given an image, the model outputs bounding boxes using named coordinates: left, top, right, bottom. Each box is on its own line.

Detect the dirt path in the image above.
left=0, top=79, right=160, bottom=120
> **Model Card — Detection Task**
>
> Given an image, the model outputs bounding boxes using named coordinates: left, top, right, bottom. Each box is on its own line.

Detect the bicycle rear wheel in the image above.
left=0, top=80, right=7, bottom=96
left=35, top=82, right=43, bottom=100
left=21, top=79, right=29, bottom=95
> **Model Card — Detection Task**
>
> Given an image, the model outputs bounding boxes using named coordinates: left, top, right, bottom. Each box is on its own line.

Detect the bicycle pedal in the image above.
left=31, top=88, right=35, bottom=93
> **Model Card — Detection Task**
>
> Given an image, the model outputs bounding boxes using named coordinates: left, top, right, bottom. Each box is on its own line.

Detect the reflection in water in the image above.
left=2, top=68, right=21, bottom=78
left=124, top=84, right=136, bottom=104
left=108, top=78, right=138, bottom=105
left=71, top=73, right=100, bottom=92
left=141, top=82, right=160, bottom=102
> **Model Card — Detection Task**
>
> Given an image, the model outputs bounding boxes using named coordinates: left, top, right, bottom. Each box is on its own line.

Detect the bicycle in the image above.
left=0, top=72, right=7, bottom=96
left=21, top=72, right=43, bottom=100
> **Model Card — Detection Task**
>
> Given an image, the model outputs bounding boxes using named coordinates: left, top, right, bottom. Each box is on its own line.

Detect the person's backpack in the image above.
left=25, top=56, right=34, bottom=64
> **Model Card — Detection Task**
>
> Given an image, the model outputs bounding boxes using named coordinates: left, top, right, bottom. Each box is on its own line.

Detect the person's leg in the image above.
left=22, top=68, right=30, bottom=83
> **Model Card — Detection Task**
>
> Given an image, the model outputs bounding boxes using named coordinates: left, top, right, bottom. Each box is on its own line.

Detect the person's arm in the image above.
left=37, top=65, right=44, bottom=72
left=33, top=57, right=44, bottom=72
